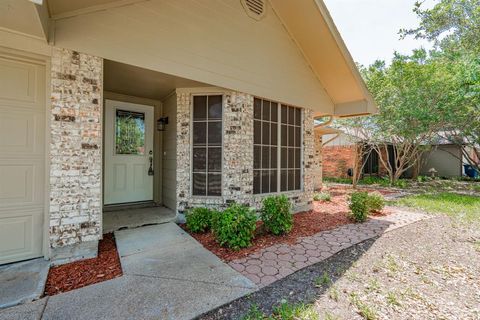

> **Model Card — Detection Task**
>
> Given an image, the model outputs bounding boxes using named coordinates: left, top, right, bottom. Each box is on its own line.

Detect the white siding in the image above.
left=162, top=92, right=177, bottom=210
left=53, top=0, right=333, bottom=114
left=322, top=133, right=356, bottom=147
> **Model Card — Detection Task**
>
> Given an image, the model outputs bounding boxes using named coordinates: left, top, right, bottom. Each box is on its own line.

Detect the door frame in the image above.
left=0, top=45, right=52, bottom=262
left=102, top=97, right=158, bottom=207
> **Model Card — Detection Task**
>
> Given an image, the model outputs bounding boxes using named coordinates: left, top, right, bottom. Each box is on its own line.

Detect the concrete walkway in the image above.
left=0, top=223, right=256, bottom=320
left=229, top=209, right=430, bottom=287
left=103, top=206, right=176, bottom=233
left=0, top=259, right=50, bottom=309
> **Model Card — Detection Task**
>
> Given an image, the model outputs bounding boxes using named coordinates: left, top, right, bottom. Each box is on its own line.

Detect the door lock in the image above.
left=148, top=150, right=154, bottom=176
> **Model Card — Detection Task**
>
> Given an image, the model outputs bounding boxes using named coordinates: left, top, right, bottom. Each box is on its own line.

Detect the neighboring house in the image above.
left=319, top=129, right=385, bottom=178
left=418, top=144, right=465, bottom=178
left=0, top=0, right=375, bottom=265
left=320, top=129, right=469, bottom=179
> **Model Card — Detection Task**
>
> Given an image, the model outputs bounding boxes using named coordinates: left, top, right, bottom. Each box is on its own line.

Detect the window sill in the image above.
left=253, top=190, right=303, bottom=196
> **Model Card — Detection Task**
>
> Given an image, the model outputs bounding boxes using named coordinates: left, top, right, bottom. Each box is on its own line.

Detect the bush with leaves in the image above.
left=211, top=204, right=257, bottom=250
left=313, top=191, right=331, bottom=202
left=366, top=192, right=385, bottom=213
left=261, top=195, right=293, bottom=235
left=349, top=191, right=370, bottom=222
left=185, top=207, right=216, bottom=233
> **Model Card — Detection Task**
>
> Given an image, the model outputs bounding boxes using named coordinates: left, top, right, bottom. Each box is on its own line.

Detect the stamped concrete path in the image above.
left=229, top=209, right=430, bottom=287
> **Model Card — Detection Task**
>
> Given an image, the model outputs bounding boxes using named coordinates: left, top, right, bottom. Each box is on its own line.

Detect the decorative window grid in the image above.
left=254, top=98, right=302, bottom=194
left=192, top=95, right=223, bottom=196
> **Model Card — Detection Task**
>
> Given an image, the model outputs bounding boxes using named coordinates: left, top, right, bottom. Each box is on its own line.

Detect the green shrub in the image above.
left=394, top=179, right=409, bottom=188
left=366, top=192, right=385, bottom=213
left=349, top=191, right=369, bottom=222
left=313, top=191, right=331, bottom=202
left=417, top=175, right=429, bottom=182
left=212, top=204, right=257, bottom=250
left=261, top=195, right=293, bottom=235
left=361, top=176, right=386, bottom=185
left=323, top=177, right=353, bottom=184
left=185, top=207, right=215, bottom=233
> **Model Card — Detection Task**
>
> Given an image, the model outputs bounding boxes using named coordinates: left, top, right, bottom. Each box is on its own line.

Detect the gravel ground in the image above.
left=198, top=216, right=480, bottom=320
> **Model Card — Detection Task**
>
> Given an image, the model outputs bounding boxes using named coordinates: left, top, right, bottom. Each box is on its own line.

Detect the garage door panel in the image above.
left=0, top=107, right=45, bottom=155
left=0, top=53, right=45, bottom=265
left=0, top=208, right=43, bottom=264
left=0, top=57, right=36, bottom=104
left=0, top=163, right=36, bottom=205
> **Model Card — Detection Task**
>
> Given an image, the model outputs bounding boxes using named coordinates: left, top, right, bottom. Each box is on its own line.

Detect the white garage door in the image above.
left=0, top=52, right=45, bottom=265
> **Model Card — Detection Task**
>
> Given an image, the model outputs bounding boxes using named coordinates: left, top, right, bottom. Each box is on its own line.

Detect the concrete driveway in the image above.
left=0, top=223, right=256, bottom=320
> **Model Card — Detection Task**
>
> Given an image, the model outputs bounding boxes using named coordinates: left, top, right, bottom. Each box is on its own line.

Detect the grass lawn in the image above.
left=243, top=303, right=321, bottom=320
left=323, top=176, right=410, bottom=188
left=395, top=192, right=480, bottom=224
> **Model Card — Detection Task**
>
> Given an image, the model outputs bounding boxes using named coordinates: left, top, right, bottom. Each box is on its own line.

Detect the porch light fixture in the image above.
left=156, top=117, right=169, bottom=131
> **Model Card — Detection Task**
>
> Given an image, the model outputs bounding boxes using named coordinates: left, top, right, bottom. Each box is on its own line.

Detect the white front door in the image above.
left=104, top=100, right=154, bottom=205
left=0, top=53, right=45, bottom=264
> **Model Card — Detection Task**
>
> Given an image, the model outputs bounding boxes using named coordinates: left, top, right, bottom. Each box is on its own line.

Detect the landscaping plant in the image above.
left=185, top=207, right=216, bottom=233
left=212, top=203, right=257, bottom=250
left=349, top=191, right=370, bottom=222
left=261, top=195, right=293, bottom=235
left=313, top=191, right=331, bottom=202
left=366, top=192, right=385, bottom=213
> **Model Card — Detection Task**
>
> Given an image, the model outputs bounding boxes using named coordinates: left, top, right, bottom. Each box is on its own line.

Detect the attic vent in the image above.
left=241, top=0, right=266, bottom=20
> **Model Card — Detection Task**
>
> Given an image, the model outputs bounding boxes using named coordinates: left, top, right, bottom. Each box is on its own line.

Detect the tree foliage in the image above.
left=401, top=0, right=480, bottom=171
left=336, top=49, right=456, bottom=184
left=339, top=0, right=480, bottom=180
left=400, top=0, right=480, bottom=53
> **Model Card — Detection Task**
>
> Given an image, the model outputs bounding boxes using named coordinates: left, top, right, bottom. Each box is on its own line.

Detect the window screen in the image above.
left=280, top=104, right=301, bottom=191
left=253, top=98, right=302, bottom=194
left=192, top=95, right=223, bottom=196
left=253, top=98, right=278, bottom=194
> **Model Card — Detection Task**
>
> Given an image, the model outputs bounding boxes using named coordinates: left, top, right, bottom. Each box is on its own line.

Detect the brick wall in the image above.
left=176, top=90, right=317, bottom=213
left=49, top=47, right=103, bottom=264
left=322, top=145, right=356, bottom=178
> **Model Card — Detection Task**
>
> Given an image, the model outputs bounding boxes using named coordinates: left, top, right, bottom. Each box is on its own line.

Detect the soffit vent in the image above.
left=241, top=0, right=266, bottom=20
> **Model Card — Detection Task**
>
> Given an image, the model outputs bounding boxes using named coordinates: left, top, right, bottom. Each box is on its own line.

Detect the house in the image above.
left=320, top=128, right=470, bottom=179
left=0, top=0, right=375, bottom=265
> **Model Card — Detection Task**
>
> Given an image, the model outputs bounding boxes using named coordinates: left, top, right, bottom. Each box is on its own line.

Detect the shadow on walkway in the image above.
left=198, top=236, right=378, bottom=320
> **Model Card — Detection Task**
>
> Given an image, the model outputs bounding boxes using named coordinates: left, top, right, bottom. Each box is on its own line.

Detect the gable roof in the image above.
left=271, top=0, right=376, bottom=117
left=2, top=0, right=376, bottom=118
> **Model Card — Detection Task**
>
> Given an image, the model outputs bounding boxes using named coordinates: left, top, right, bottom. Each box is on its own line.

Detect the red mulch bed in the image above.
left=183, top=185, right=393, bottom=262
left=44, top=233, right=123, bottom=296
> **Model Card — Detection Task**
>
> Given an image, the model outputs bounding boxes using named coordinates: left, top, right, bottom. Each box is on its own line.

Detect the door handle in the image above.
left=148, top=150, right=154, bottom=176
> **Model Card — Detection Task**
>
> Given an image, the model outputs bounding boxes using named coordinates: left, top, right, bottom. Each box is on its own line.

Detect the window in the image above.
left=253, top=98, right=278, bottom=194
left=192, top=95, right=223, bottom=196
left=280, top=104, right=301, bottom=191
left=363, top=148, right=379, bottom=175
left=253, top=98, right=302, bottom=194
left=115, top=110, right=145, bottom=155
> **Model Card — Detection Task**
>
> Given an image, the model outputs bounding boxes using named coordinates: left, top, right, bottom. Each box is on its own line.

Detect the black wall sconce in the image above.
left=157, top=117, right=169, bottom=131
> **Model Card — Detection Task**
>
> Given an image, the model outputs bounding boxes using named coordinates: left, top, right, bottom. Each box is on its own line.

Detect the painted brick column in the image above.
left=222, top=92, right=254, bottom=203
left=176, top=92, right=191, bottom=213
left=313, top=130, right=323, bottom=190
left=49, top=47, right=103, bottom=264
left=302, top=109, right=316, bottom=202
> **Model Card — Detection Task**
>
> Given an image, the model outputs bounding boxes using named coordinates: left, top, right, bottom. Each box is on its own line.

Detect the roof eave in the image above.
left=271, top=0, right=378, bottom=117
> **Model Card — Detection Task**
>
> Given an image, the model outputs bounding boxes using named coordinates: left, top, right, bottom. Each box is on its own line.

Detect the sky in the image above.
left=323, top=0, right=435, bottom=66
